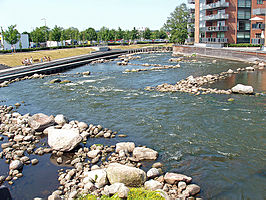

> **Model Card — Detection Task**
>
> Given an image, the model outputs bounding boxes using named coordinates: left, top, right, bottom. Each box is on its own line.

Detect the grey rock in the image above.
left=115, top=142, right=135, bottom=153
left=54, top=114, right=68, bottom=126
left=147, top=168, right=160, bottom=179
left=31, top=159, right=39, bottom=165
left=28, top=113, right=55, bottom=131
left=117, top=184, right=130, bottom=198
left=9, top=160, right=23, bottom=170
left=133, top=147, right=158, bottom=161
left=83, top=169, right=108, bottom=188
left=87, top=150, right=101, bottom=159
left=106, top=163, right=146, bottom=187
left=182, top=184, right=200, bottom=196
left=144, top=180, right=163, bottom=191
left=164, top=172, right=192, bottom=184
left=231, top=84, right=254, bottom=94
left=48, top=128, right=82, bottom=152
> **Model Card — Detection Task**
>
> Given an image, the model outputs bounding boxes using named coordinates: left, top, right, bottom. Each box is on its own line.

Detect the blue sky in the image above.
left=1, top=0, right=187, bottom=32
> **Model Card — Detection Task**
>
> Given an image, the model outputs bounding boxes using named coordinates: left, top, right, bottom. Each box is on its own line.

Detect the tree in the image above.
left=143, top=28, right=152, bottom=40
left=31, top=27, right=46, bottom=43
left=65, top=27, right=79, bottom=40
left=1, top=25, right=20, bottom=46
left=130, top=27, right=139, bottom=40
left=49, top=25, right=63, bottom=41
left=116, top=27, right=124, bottom=40
left=84, top=28, right=97, bottom=41
left=163, top=3, right=189, bottom=44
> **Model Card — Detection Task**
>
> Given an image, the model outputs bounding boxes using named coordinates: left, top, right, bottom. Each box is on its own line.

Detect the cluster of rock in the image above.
left=124, top=64, right=181, bottom=73
left=0, top=73, right=48, bottom=88
left=48, top=142, right=201, bottom=200
left=146, top=60, right=266, bottom=95
left=0, top=105, right=118, bottom=187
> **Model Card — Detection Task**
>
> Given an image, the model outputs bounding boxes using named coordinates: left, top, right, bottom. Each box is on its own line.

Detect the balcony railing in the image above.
left=203, top=1, right=229, bottom=10
left=253, top=8, right=266, bottom=15
left=252, top=24, right=265, bottom=30
left=188, top=0, right=195, bottom=4
left=251, top=38, right=264, bottom=45
left=200, top=26, right=228, bottom=32
left=203, top=13, right=229, bottom=21
left=185, top=38, right=195, bottom=43
left=200, top=37, right=228, bottom=43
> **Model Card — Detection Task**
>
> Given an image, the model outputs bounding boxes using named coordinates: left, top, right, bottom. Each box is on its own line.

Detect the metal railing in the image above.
left=200, top=37, right=228, bottom=43
left=203, top=13, right=229, bottom=21
left=252, top=24, right=265, bottom=30
left=251, top=38, right=264, bottom=45
left=203, top=1, right=229, bottom=10
left=200, top=26, right=228, bottom=32
left=253, top=8, right=266, bottom=15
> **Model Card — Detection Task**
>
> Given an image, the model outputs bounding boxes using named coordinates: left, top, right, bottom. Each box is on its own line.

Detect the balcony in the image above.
left=200, top=37, right=228, bottom=43
left=188, top=0, right=195, bottom=4
left=251, top=38, right=264, bottom=45
left=203, top=13, right=229, bottom=21
left=200, top=26, right=228, bottom=32
left=185, top=38, right=195, bottom=43
left=253, top=8, right=266, bottom=15
left=252, top=24, right=265, bottom=30
left=203, top=1, right=229, bottom=10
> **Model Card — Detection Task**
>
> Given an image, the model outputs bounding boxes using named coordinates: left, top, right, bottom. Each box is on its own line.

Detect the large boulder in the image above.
left=48, top=129, right=82, bottom=152
left=28, top=113, right=55, bottom=131
left=132, top=147, right=158, bottom=161
left=115, top=142, right=135, bottom=153
left=106, top=163, right=146, bottom=187
left=164, top=172, right=192, bottom=184
left=231, top=84, right=254, bottom=94
left=83, top=169, right=108, bottom=188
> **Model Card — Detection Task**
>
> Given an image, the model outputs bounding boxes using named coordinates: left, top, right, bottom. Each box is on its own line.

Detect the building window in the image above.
left=238, top=0, right=251, bottom=7
left=257, top=0, right=263, bottom=4
left=256, top=33, right=261, bottom=38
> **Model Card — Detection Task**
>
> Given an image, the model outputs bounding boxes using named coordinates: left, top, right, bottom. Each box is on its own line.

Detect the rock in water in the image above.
left=28, top=113, right=55, bottom=131
left=9, top=160, right=23, bottom=170
left=164, top=172, right=192, bottom=184
left=83, top=169, right=108, bottom=188
left=48, top=129, right=82, bottom=152
left=231, top=84, right=254, bottom=94
left=132, top=147, right=158, bottom=161
left=144, top=180, right=163, bottom=191
left=106, top=163, right=146, bottom=187
left=0, top=186, right=12, bottom=200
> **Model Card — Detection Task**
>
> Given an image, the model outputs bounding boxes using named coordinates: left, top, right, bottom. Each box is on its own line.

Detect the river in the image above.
left=0, top=52, right=265, bottom=199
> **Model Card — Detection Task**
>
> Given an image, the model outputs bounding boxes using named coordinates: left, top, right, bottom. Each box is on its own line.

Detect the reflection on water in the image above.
left=0, top=53, right=265, bottom=200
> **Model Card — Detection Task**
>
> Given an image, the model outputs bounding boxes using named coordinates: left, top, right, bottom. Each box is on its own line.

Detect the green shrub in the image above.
left=76, top=188, right=165, bottom=200
left=227, top=43, right=260, bottom=47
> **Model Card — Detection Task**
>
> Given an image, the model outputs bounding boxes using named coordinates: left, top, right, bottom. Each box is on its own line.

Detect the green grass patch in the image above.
left=76, top=188, right=165, bottom=200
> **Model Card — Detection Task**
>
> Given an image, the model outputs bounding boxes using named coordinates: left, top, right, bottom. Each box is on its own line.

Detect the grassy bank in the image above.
left=0, top=44, right=173, bottom=67
left=0, top=47, right=95, bottom=67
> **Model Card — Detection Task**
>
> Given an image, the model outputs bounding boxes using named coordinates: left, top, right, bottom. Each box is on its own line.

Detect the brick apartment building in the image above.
left=187, top=0, right=266, bottom=46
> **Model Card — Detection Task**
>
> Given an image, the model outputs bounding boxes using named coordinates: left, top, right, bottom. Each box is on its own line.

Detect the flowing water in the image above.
left=0, top=52, right=265, bottom=200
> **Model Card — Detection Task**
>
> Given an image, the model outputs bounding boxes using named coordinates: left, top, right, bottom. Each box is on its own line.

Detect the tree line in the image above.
left=1, top=3, right=190, bottom=46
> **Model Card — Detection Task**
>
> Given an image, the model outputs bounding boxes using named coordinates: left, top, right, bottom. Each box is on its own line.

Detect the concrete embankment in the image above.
left=173, top=45, right=266, bottom=62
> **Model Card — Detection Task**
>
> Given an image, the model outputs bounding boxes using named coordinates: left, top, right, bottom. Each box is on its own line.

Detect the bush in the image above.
left=75, top=188, right=165, bottom=200
left=227, top=43, right=260, bottom=47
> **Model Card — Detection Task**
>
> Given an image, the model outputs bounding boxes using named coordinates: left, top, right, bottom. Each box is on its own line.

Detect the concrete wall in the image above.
left=173, top=45, right=266, bottom=62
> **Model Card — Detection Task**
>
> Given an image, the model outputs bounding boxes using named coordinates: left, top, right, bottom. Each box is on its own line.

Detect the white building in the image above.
left=0, top=33, right=29, bottom=50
